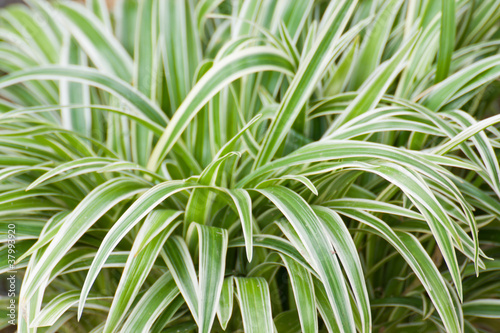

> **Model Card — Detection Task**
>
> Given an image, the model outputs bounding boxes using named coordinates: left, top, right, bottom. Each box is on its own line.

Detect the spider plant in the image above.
left=1, top=0, right=500, bottom=332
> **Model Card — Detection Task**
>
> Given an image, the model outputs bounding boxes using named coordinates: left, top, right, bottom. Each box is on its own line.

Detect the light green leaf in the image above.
left=188, top=223, right=228, bottom=333
left=57, top=1, right=133, bottom=81
left=325, top=33, right=418, bottom=135
left=422, top=54, right=500, bottom=110
left=165, top=223, right=228, bottom=333
left=164, top=236, right=200, bottom=323
left=148, top=47, right=294, bottom=171
left=20, top=178, right=148, bottom=302
left=254, top=1, right=361, bottom=168
left=217, top=277, right=234, bottom=330
left=255, top=186, right=355, bottom=332
left=133, top=209, right=182, bottom=255
left=120, top=272, right=180, bottom=332
left=31, top=291, right=111, bottom=328
left=78, top=181, right=199, bottom=316
left=463, top=299, right=500, bottom=319
left=235, top=277, right=274, bottom=333
left=314, top=207, right=371, bottom=333
left=338, top=209, right=461, bottom=333
left=0, top=66, right=168, bottom=125
left=102, top=225, right=174, bottom=332
left=280, top=254, right=318, bottom=333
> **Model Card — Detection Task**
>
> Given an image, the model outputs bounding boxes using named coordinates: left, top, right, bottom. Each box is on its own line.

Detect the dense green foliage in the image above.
left=1, top=0, right=500, bottom=332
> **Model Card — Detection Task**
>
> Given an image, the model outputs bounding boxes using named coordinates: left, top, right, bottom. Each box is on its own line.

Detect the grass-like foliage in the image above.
left=1, top=0, right=500, bottom=332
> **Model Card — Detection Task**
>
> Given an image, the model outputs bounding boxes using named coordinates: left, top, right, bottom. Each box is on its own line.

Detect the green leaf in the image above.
left=190, top=223, right=228, bottom=333
left=325, top=33, right=418, bottom=135
left=166, top=223, right=228, bottom=333
left=235, top=277, right=274, bottom=333
left=314, top=207, right=371, bottom=333
left=60, top=36, right=91, bottom=136
left=337, top=209, right=461, bottom=333
left=147, top=47, right=294, bottom=171
left=57, top=2, right=133, bottom=81
left=184, top=153, right=237, bottom=230
left=350, top=0, right=403, bottom=89
left=463, top=299, right=500, bottom=319
left=280, top=254, right=318, bottom=333
left=16, top=211, right=68, bottom=263
left=31, top=291, right=111, bottom=328
left=86, top=0, right=112, bottom=28
left=434, top=113, right=500, bottom=155
left=132, top=0, right=158, bottom=166
left=195, top=0, right=225, bottom=35
left=160, top=0, right=200, bottom=111
left=164, top=236, right=200, bottom=322
left=217, top=277, right=234, bottom=330
left=255, top=186, right=355, bottom=332
left=133, top=209, right=182, bottom=254
left=222, top=188, right=254, bottom=261
left=78, top=181, right=199, bottom=316
left=422, top=54, right=500, bottom=110
left=120, top=272, right=180, bottom=332
left=102, top=218, right=178, bottom=332
left=229, top=235, right=314, bottom=274
left=0, top=66, right=168, bottom=125
left=435, top=0, right=456, bottom=82
left=313, top=279, right=340, bottom=332
left=27, top=157, right=114, bottom=190
left=254, top=1, right=361, bottom=168
left=20, top=178, right=147, bottom=302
